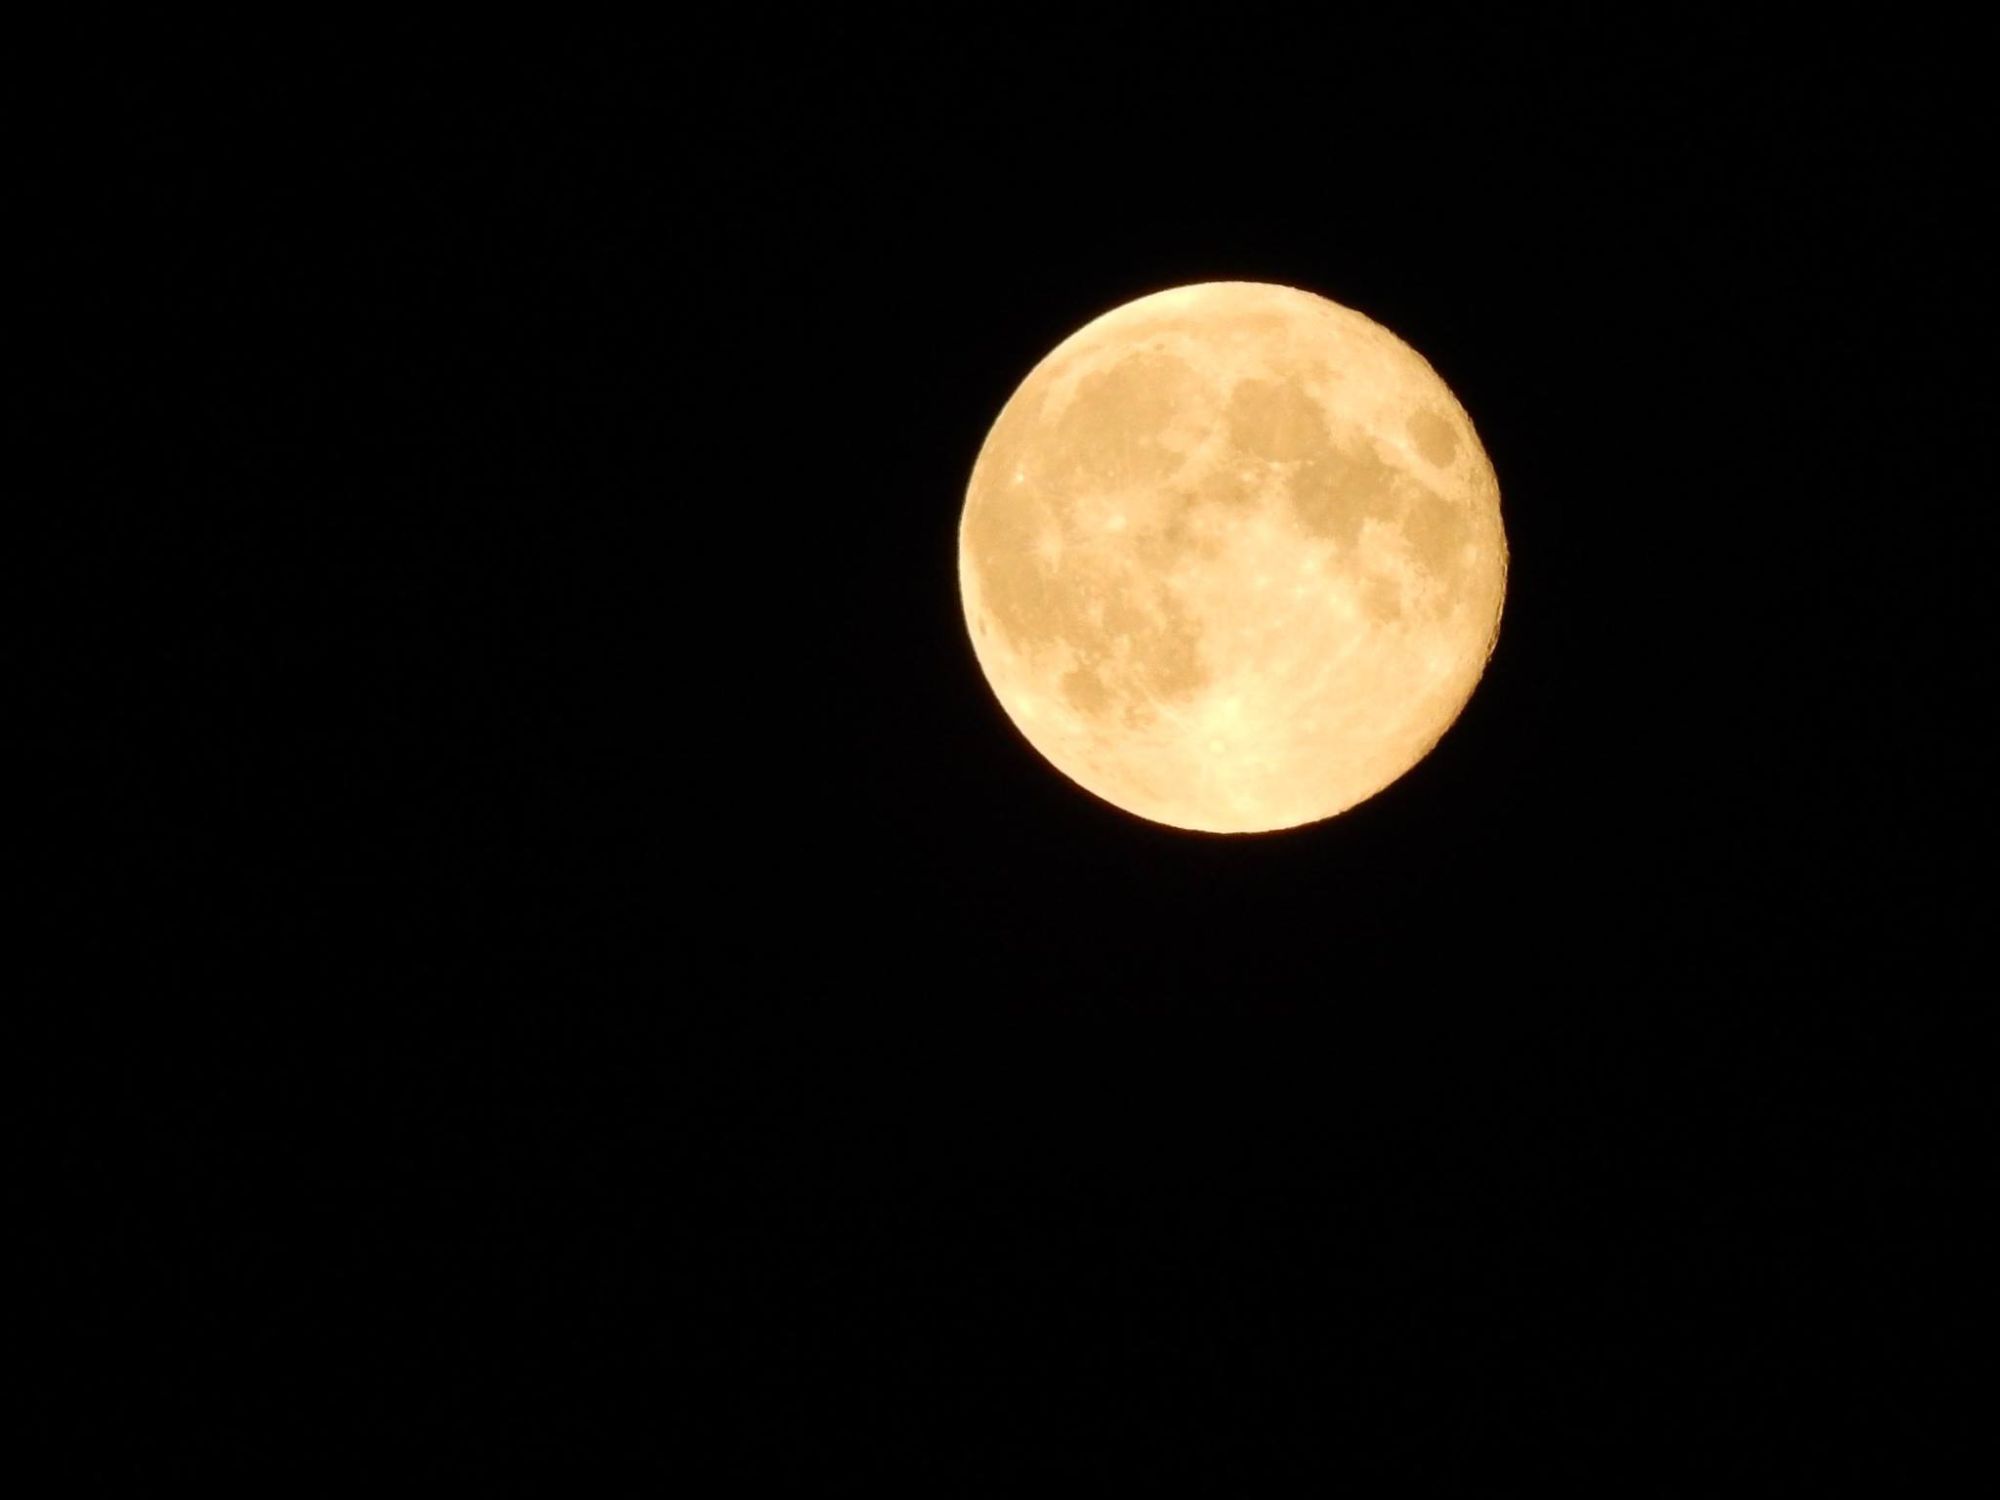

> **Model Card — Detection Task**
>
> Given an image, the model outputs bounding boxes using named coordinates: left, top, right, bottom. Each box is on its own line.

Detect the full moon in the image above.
left=958, top=281, right=1506, bottom=834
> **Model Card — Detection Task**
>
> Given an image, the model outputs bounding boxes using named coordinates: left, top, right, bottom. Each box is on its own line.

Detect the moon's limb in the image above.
left=960, top=281, right=1505, bottom=834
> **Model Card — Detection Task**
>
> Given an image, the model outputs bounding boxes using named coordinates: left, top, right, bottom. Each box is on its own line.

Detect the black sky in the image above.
left=45, top=17, right=1982, bottom=1488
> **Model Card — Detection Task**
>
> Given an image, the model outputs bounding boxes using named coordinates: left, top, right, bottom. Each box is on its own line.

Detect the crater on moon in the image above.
left=959, top=281, right=1506, bottom=834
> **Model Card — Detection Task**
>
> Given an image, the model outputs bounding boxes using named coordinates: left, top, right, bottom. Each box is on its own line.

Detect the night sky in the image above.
left=48, top=17, right=1981, bottom=1487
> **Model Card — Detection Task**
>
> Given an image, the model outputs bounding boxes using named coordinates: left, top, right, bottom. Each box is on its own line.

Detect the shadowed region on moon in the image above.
left=959, top=281, right=1505, bottom=833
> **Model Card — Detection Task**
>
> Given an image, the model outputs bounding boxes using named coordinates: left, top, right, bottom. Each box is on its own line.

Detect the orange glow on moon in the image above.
left=958, top=281, right=1506, bottom=833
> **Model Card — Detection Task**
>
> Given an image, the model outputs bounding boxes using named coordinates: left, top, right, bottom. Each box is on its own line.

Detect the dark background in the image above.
left=45, top=16, right=1981, bottom=1487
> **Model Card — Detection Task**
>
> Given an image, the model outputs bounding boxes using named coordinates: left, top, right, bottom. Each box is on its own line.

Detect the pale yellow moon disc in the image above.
left=958, top=281, right=1506, bottom=834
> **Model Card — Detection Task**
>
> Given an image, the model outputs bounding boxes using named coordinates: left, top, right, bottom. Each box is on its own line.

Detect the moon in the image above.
left=958, top=281, right=1506, bottom=834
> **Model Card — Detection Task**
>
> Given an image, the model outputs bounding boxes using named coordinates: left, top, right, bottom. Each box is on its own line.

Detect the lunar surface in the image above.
left=958, top=281, right=1506, bottom=834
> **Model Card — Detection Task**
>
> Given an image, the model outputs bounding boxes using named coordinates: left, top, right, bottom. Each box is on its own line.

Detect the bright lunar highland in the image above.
left=958, top=281, right=1506, bottom=833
